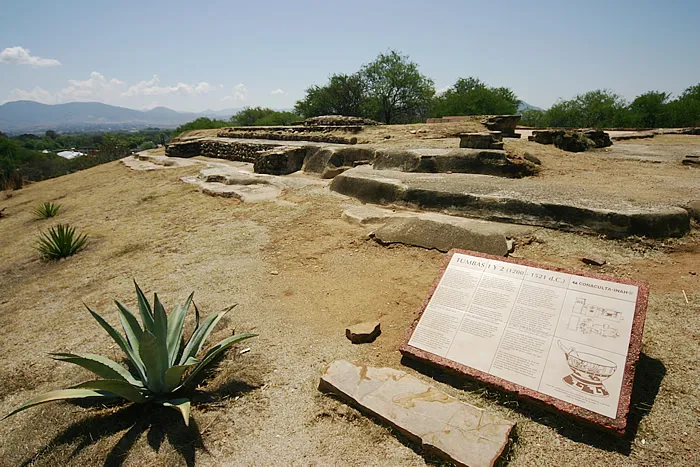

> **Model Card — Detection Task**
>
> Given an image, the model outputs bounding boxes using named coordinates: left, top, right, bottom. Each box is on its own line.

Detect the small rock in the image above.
left=383, top=135, right=391, bottom=139
left=409, top=130, right=417, bottom=134
left=582, top=256, right=606, bottom=266
left=346, top=321, right=381, bottom=344
left=685, top=200, right=700, bottom=221
left=523, top=152, right=542, bottom=165
left=270, top=270, right=279, bottom=275
left=321, top=166, right=350, bottom=179
left=506, top=238, right=515, bottom=254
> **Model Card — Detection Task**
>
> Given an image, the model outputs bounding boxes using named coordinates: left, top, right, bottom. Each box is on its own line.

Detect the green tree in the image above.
left=539, top=90, right=628, bottom=128
left=576, top=90, right=629, bottom=127
left=628, top=91, right=669, bottom=128
left=172, top=117, right=229, bottom=136
left=665, top=83, right=700, bottom=127
left=230, top=107, right=301, bottom=126
left=231, top=107, right=275, bottom=126
left=360, top=50, right=435, bottom=124
left=295, top=73, right=367, bottom=118
left=430, top=77, right=519, bottom=117
left=519, top=109, right=549, bottom=127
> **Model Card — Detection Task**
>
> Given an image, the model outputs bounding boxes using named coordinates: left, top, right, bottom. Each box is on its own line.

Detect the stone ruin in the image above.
left=459, top=131, right=504, bottom=150
left=294, top=115, right=383, bottom=126
left=481, top=115, right=521, bottom=138
left=530, top=129, right=613, bottom=152
left=426, top=114, right=523, bottom=139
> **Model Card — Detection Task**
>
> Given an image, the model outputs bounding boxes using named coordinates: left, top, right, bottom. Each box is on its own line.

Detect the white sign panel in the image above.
left=408, top=253, right=638, bottom=418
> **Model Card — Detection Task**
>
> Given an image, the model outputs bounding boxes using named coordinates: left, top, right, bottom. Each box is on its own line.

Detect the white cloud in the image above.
left=7, top=86, right=55, bottom=104
left=271, top=88, right=286, bottom=95
left=0, top=46, right=61, bottom=67
left=123, top=75, right=214, bottom=97
left=4, top=72, right=230, bottom=110
left=222, top=83, right=248, bottom=102
left=58, top=71, right=126, bottom=102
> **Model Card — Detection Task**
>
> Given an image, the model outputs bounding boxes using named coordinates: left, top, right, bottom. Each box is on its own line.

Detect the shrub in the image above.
left=32, top=201, right=61, bottom=219
left=1, top=283, right=257, bottom=425
left=35, top=224, right=88, bottom=260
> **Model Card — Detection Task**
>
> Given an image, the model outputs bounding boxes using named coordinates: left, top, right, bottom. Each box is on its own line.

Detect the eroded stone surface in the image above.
left=121, top=153, right=201, bottom=170
left=331, top=166, right=691, bottom=238
left=346, top=322, right=381, bottom=344
left=319, top=360, right=514, bottom=467
left=181, top=163, right=325, bottom=202
left=373, top=217, right=509, bottom=255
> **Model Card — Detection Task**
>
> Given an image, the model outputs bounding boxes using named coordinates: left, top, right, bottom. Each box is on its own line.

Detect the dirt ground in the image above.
left=0, top=133, right=698, bottom=466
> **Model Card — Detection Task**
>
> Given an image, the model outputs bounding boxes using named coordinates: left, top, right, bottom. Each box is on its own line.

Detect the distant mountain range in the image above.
left=0, top=100, right=544, bottom=135
left=518, top=101, right=543, bottom=112
left=0, top=101, right=243, bottom=134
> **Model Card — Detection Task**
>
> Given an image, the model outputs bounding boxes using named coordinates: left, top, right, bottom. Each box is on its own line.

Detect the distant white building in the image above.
left=57, top=150, right=84, bottom=159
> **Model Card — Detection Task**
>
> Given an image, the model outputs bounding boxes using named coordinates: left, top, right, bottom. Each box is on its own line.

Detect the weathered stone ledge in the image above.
left=330, top=166, right=690, bottom=238
left=167, top=138, right=536, bottom=178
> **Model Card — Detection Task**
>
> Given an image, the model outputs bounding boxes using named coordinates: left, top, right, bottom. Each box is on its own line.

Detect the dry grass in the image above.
left=0, top=137, right=698, bottom=466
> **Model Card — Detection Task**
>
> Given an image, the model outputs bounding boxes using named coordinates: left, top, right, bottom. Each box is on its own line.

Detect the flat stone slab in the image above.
left=342, top=205, right=535, bottom=235
left=181, top=164, right=325, bottom=202
left=400, top=249, right=649, bottom=435
left=319, top=360, right=514, bottom=467
left=343, top=205, right=536, bottom=255
left=121, top=153, right=201, bottom=170
left=330, top=166, right=690, bottom=238
left=346, top=321, right=381, bottom=344
left=373, top=217, right=509, bottom=255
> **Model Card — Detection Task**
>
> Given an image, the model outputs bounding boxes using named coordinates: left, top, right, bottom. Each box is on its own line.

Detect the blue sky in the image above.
left=1, top=0, right=699, bottom=112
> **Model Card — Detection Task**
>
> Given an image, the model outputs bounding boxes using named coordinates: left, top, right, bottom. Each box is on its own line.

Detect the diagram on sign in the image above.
left=567, top=298, right=621, bottom=338
left=557, top=340, right=617, bottom=397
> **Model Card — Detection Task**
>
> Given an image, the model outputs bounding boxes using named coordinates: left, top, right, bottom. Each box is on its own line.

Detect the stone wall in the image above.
left=216, top=128, right=358, bottom=145
left=166, top=139, right=279, bottom=162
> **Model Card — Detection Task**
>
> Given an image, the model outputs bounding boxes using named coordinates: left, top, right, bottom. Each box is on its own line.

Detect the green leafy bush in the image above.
left=33, top=201, right=61, bottom=219
left=35, top=224, right=88, bottom=260
left=2, top=283, right=257, bottom=425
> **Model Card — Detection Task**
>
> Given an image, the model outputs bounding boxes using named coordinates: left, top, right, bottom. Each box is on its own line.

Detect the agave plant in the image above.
left=36, top=224, right=88, bottom=260
left=33, top=201, right=61, bottom=219
left=2, top=282, right=256, bottom=425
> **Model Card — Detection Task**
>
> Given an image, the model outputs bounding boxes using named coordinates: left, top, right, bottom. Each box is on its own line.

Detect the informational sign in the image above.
left=401, top=250, right=648, bottom=434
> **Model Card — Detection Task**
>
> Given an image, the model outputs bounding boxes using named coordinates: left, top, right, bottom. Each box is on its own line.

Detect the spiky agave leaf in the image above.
left=35, top=224, right=87, bottom=260
left=1, top=389, right=119, bottom=421
left=85, top=304, right=147, bottom=382
left=179, top=333, right=257, bottom=390
left=72, top=380, right=147, bottom=403
left=32, top=201, right=61, bottom=219
left=160, top=398, right=191, bottom=426
left=3, top=284, right=256, bottom=425
left=51, top=352, right=142, bottom=387
left=178, top=306, right=237, bottom=366
left=166, top=292, right=194, bottom=366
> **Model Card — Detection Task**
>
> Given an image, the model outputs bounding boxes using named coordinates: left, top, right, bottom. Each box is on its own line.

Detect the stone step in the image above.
left=330, top=166, right=690, bottom=238
left=343, top=205, right=537, bottom=255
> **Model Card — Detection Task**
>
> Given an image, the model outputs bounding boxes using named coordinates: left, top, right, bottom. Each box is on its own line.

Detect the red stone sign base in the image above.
left=400, top=249, right=649, bottom=436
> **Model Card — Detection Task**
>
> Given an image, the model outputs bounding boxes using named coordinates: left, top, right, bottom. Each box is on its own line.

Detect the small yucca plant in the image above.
left=33, top=201, right=61, bottom=219
left=36, top=224, right=88, bottom=260
left=2, top=282, right=256, bottom=425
